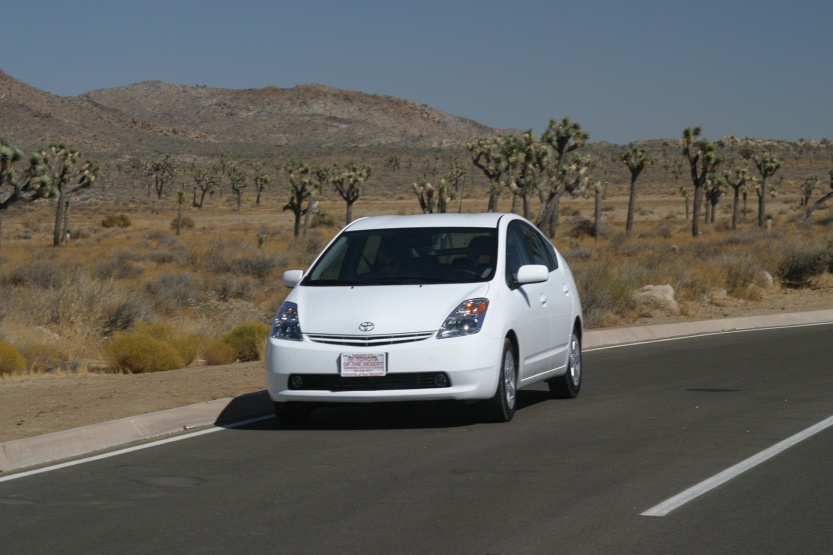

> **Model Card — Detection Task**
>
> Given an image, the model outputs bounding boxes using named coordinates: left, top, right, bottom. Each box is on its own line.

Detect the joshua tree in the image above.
left=61, top=199, right=71, bottom=244
left=538, top=117, right=589, bottom=237
left=442, top=158, right=467, bottom=212
left=753, top=151, right=781, bottom=227
left=191, top=164, right=219, bottom=208
left=505, top=131, right=548, bottom=220
left=468, top=135, right=512, bottom=212
left=723, top=168, right=750, bottom=230
left=252, top=163, right=271, bottom=206
left=585, top=178, right=604, bottom=239
left=435, top=178, right=455, bottom=214
left=0, top=140, right=26, bottom=207
left=331, top=161, right=372, bottom=225
left=704, top=174, right=727, bottom=225
left=227, top=163, right=247, bottom=211
left=1, top=140, right=28, bottom=260
left=284, top=162, right=323, bottom=238
left=801, top=170, right=833, bottom=222
left=621, top=145, right=653, bottom=235
left=412, top=178, right=436, bottom=214
left=799, top=175, right=819, bottom=207
left=30, top=144, right=100, bottom=246
left=147, top=155, right=177, bottom=199
left=682, top=126, right=723, bottom=237
left=383, top=155, right=400, bottom=172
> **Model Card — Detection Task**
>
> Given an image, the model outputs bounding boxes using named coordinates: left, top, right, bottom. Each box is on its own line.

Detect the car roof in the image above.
left=344, top=212, right=517, bottom=231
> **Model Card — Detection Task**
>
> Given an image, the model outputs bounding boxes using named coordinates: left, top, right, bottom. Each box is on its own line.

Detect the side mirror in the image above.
left=282, top=270, right=304, bottom=288
left=516, top=264, right=549, bottom=285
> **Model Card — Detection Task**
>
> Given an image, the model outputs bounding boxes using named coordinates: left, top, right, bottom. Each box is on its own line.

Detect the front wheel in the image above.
left=548, top=331, right=582, bottom=399
left=482, top=338, right=517, bottom=422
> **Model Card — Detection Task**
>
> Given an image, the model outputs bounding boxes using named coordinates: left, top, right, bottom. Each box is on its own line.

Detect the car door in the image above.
left=505, top=222, right=552, bottom=382
left=520, top=225, right=573, bottom=372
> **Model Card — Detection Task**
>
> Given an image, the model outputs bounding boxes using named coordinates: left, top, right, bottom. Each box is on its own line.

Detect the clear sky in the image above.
left=2, top=0, right=831, bottom=144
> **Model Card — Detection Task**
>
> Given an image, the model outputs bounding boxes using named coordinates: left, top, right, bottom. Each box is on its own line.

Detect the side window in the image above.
left=519, top=223, right=557, bottom=271
left=504, top=224, right=528, bottom=285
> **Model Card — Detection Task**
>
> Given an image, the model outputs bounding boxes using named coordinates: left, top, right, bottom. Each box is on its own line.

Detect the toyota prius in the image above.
left=266, top=212, right=583, bottom=424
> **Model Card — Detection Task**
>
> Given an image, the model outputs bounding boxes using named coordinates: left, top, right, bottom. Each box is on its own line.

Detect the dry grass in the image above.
left=0, top=196, right=324, bottom=373
left=1, top=180, right=833, bottom=371
left=556, top=192, right=833, bottom=327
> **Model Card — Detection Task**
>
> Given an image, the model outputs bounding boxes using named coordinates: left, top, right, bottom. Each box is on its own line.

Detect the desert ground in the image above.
left=2, top=184, right=833, bottom=444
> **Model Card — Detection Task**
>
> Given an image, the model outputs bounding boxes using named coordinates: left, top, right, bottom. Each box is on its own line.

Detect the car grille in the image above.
left=288, top=372, right=449, bottom=391
left=305, top=332, right=434, bottom=347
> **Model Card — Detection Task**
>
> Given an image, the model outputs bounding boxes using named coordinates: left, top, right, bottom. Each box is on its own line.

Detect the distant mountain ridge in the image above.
left=0, top=69, right=498, bottom=158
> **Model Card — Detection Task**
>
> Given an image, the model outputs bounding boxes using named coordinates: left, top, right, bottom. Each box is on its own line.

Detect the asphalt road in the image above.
left=2, top=324, right=833, bottom=554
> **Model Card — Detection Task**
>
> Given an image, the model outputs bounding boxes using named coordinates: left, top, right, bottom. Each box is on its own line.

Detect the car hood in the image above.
left=291, top=283, right=490, bottom=335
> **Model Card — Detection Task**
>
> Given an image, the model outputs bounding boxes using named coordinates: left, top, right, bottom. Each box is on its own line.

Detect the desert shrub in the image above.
left=2, top=255, right=82, bottom=289
left=311, top=211, right=338, bottom=229
left=221, top=322, right=270, bottom=362
left=208, top=275, right=255, bottom=301
left=96, top=253, right=144, bottom=280
left=103, top=299, right=154, bottom=335
left=193, top=238, right=253, bottom=274
left=171, top=216, right=195, bottom=230
left=565, top=246, right=594, bottom=261
left=723, top=233, right=758, bottom=246
left=568, top=219, right=596, bottom=239
left=145, top=251, right=186, bottom=264
left=202, top=338, right=238, bottom=366
left=572, top=259, right=637, bottom=328
left=133, top=321, right=202, bottom=366
left=17, top=342, right=61, bottom=372
left=720, top=253, right=764, bottom=297
left=17, top=279, right=129, bottom=338
left=668, top=260, right=722, bottom=300
left=101, top=213, right=132, bottom=228
left=102, top=331, right=185, bottom=373
left=234, top=255, right=280, bottom=279
left=144, top=272, right=200, bottom=311
left=146, top=231, right=185, bottom=250
left=0, top=340, right=27, bottom=375
left=775, top=239, right=832, bottom=287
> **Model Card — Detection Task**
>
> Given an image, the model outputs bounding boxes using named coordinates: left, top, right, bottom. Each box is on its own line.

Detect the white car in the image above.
left=266, top=212, right=583, bottom=424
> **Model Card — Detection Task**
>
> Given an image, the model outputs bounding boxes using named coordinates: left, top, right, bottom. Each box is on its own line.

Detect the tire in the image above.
left=274, top=402, right=312, bottom=426
left=548, top=331, right=582, bottom=399
left=483, top=338, right=517, bottom=422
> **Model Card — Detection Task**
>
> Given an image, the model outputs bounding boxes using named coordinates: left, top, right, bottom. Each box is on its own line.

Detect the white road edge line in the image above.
left=0, top=415, right=274, bottom=484
left=641, top=413, right=833, bottom=517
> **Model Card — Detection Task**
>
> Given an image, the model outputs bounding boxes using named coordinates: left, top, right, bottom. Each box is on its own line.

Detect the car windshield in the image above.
left=302, top=227, right=497, bottom=286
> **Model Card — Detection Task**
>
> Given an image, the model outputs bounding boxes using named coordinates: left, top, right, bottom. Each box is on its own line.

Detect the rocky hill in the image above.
left=0, top=69, right=497, bottom=158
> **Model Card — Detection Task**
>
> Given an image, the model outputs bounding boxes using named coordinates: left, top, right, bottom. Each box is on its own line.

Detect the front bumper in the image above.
left=266, top=332, right=501, bottom=403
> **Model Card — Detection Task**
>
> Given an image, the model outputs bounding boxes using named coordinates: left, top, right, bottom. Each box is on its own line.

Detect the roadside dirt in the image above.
left=0, top=361, right=265, bottom=443
left=2, top=286, right=833, bottom=444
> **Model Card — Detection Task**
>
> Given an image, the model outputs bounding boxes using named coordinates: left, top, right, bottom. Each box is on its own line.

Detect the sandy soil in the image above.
left=2, top=287, right=833, bottom=444
left=0, top=361, right=265, bottom=443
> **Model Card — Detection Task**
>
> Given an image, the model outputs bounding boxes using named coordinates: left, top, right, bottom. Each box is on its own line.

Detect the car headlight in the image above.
left=437, top=298, right=489, bottom=339
left=271, top=301, right=302, bottom=341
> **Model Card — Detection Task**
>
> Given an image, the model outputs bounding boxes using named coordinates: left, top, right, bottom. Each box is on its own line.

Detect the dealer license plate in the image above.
left=340, top=353, right=387, bottom=377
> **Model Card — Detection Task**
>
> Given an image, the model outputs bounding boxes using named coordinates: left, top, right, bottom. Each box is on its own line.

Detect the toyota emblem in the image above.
left=358, top=322, right=375, bottom=332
